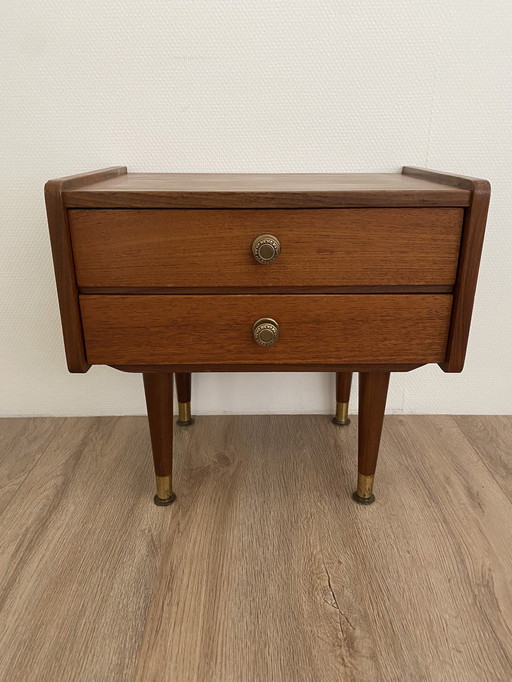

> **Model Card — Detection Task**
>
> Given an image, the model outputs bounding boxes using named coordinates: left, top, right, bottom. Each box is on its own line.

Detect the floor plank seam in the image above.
left=0, top=419, right=68, bottom=520
left=451, top=417, right=512, bottom=506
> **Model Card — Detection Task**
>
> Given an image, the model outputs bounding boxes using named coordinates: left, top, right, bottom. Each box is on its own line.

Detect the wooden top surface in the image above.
left=63, top=172, right=471, bottom=208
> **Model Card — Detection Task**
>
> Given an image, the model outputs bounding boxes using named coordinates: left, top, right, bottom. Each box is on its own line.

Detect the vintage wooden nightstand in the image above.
left=45, top=168, right=490, bottom=506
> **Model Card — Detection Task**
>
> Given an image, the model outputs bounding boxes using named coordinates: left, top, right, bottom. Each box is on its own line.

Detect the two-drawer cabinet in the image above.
left=45, top=168, right=490, bottom=506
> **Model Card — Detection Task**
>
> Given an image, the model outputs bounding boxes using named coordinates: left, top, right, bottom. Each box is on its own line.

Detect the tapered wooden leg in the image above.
left=143, top=373, right=176, bottom=506
left=353, top=371, right=390, bottom=505
left=332, top=372, right=353, bottom=426
left=175, top=372, right=194, bottom=426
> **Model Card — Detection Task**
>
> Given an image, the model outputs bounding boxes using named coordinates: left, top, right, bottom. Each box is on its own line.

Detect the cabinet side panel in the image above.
left=44, top=167, right=126, bottom=372
left=402, top=168, right=491, bottom=373
left=45, top=183, right=89, bottom=372
left=441, top=184, right=490, bottom=372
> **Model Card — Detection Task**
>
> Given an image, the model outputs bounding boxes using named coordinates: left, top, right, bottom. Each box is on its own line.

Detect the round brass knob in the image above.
left=252, top=318, right=279, bottom=347
left=252, top=234, right=280, bottom=264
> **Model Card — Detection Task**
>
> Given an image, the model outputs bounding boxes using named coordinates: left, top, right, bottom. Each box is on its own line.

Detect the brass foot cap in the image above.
left=154, top=492, right=177, bottom=506
left=176, top=417, right=195, bottom=427
left=352, top=491, right=376, bottom=505
left=332, top=416, right=351, bottom=427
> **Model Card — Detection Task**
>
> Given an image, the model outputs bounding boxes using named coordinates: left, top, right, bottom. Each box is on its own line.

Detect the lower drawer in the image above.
left=80, top=294, right=452, bottom=366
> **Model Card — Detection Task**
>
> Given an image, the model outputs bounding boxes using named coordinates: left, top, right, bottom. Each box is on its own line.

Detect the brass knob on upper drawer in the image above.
left=252, top=318, right=279, bottom=347
left=252, top=234, right=280, bottom=264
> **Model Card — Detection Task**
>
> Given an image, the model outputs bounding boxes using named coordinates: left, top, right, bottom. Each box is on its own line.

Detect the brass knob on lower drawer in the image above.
left=252, top=234, right=280, bottom=264
left=252, top=318, right=279, bottom=347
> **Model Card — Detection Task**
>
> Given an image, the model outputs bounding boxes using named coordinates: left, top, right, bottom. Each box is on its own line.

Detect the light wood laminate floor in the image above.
left=0, top=414, right=511, bottom=682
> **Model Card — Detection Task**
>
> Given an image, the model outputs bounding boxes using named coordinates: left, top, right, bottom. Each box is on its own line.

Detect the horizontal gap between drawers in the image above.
left=79, top=285, right=454, bottom=295
left=64, top=199, right=471, bottom=209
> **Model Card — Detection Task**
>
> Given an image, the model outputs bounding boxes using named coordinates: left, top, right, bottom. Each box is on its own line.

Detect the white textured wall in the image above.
left=1, top=1, right=511, bottom=416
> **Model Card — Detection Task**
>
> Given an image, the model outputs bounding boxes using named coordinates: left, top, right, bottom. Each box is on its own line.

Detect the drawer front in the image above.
left=80, top=294, right=452, bottom=366
left=70, top=209, right=463, bottom=288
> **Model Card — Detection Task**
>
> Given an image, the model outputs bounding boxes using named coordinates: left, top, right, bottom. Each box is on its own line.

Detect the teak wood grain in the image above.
left=112, top=363, right=422, bottom=373
left=142, top=374, right=173, bottom=478
left=61, top=172, right=471, bottom=208
left=336, top=372, right=353, bottom=404
left=69, top=208, right=464, bottom=288
left=79, top=293, right=452, bottom=366
left=403, top=167, right=491, bottom=372
left=357, top=372, right=391, bottom=478
left=45, top=166, right=127, bottom=372
left=175, top=372, right=192, bottom=404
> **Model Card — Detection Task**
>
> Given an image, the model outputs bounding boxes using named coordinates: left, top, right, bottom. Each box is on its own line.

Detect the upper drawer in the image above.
left=69, top=208, right=464, bottom=289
